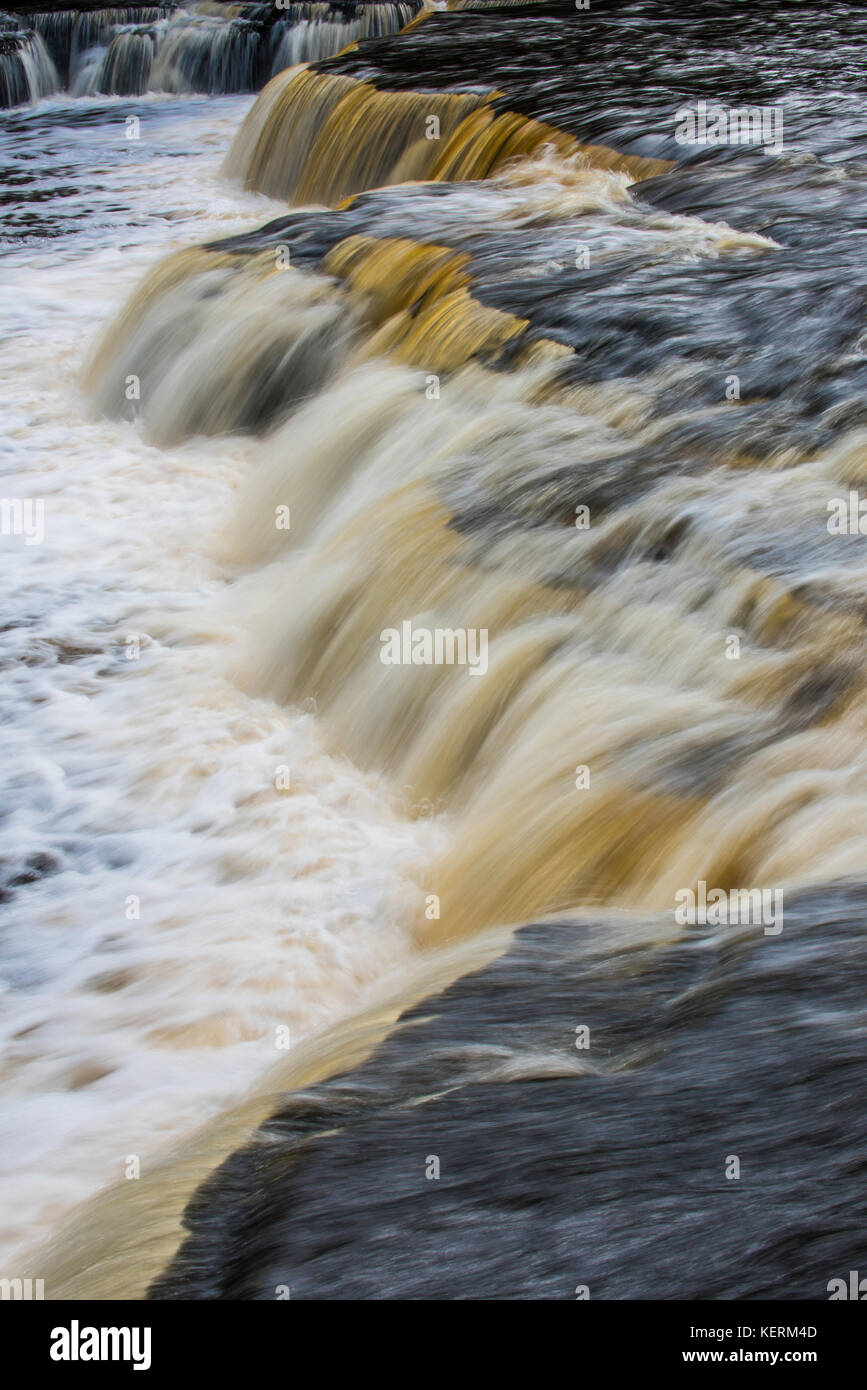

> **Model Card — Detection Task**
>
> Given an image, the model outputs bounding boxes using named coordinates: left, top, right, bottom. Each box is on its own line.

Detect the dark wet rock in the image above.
left=151, top=882, right=867, bottom=1299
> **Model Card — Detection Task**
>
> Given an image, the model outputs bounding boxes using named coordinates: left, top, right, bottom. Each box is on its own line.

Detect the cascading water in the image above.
left=269, top=5, right=416, bottom=71
left=0, top=21, right=59, bottom=106
left=1, top=0, right=421, bottom=105
left=3, top=0, right=867, bottom=1309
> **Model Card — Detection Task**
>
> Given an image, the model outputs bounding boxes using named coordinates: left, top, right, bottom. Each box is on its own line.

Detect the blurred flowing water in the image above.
left=2, top=0, right=867, bottom=1297
left=0, top=88, right=438, bottom=1269
left=1, top=2, right=419, bottom=105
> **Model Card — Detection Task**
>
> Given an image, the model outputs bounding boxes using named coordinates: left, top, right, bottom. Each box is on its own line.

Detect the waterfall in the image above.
left=8, top=0, right=867, bottom=1313
left=0, top=28, right=60, bottom=108
left=73, top=28, right=159, bottom=97
left=223, top=65, right=671, bottom=205
left=149, top=15, right=266, bottom=95
left=84, top=187, right=837, bottom=943
left=3, top=2, right=423, bottom=105
left=28, top=6, right=170, bottom=84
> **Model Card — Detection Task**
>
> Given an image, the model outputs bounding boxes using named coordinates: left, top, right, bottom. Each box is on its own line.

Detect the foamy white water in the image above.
left=0, top=93, right=436, bottom=1266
